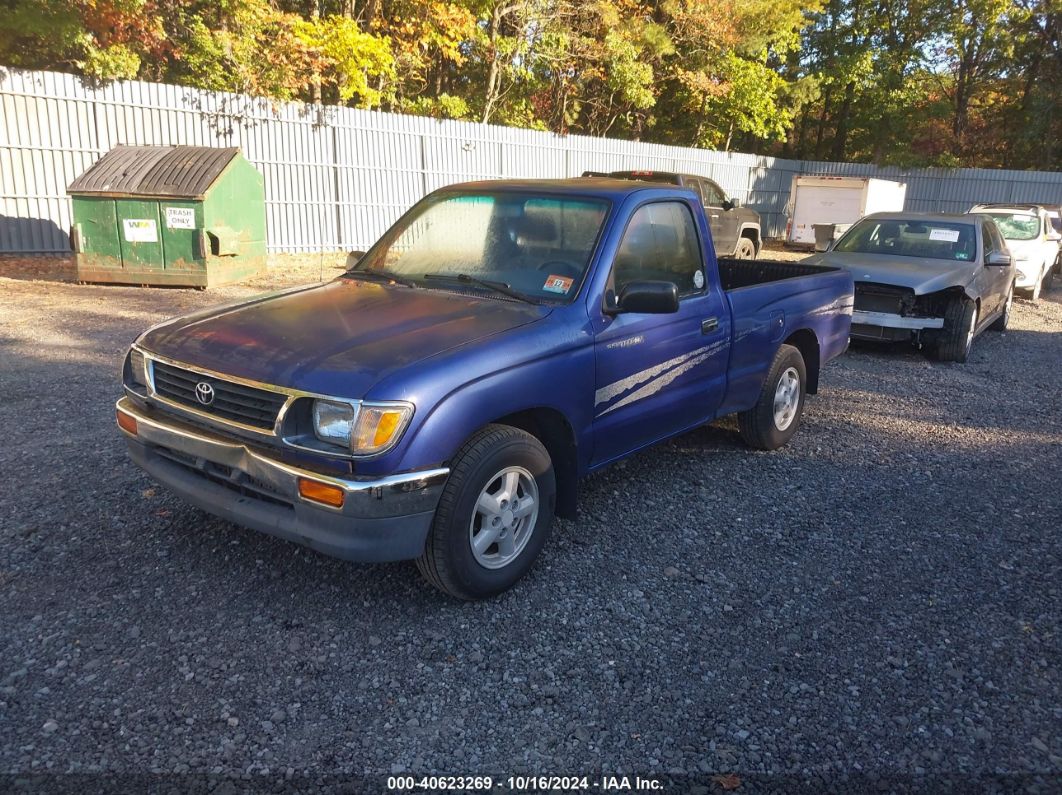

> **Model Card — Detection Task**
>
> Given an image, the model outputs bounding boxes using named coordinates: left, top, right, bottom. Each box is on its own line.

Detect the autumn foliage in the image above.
left=1, top=0, right=1059, bottom=168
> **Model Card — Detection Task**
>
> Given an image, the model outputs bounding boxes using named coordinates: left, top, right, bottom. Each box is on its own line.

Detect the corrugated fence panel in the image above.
left=3, top=68, right=1062, bottom=254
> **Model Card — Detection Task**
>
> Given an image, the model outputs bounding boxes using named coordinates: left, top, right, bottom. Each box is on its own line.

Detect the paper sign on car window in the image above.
left=123, top=219, right=157, bottom=243
left=929, top=228, right=960, bottom=243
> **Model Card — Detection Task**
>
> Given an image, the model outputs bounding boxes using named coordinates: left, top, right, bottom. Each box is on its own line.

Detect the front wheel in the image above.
left=416, top=424, right=555, bottom=600
left=931, top=296, right=977, bottom=362
left=734, top=237, right=757, bottom=260
left=738, top=344, right=807, bottom=450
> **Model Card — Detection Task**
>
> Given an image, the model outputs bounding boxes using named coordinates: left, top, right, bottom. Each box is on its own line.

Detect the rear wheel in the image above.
left=734, top=237, right=757, bottom=260
left=931, top=296, right=977, bottom=362
left=416, top=424, right=555, bottom=600
left=738, top=344, right=806, bottom=450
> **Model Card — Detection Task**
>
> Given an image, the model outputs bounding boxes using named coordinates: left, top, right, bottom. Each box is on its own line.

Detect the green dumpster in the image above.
left=69, top=145, right=267, bottom=288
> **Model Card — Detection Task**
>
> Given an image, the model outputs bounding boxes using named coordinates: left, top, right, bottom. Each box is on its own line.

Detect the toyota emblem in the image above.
left=194, top=381, right=215, bottom=406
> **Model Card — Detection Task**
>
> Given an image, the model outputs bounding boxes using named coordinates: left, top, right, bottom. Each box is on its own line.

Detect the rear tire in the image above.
left=931, top=296, right=977, bottom=362
left=735, top=237, right=757, bottom=260
left=416, top=424, right=555, bottom=600
left=738, top=344, right=806, bottom=450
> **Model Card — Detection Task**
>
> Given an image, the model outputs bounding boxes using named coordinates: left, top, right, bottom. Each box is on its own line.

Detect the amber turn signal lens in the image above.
left=297, top=477, right=345, bottom=508
left=116, top=410, right=138, bottom=436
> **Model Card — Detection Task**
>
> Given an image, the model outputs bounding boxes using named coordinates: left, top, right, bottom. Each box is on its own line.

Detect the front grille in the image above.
left=854, top=282, right=914, bottom=315
left=151, top=361, right=287, bottom=431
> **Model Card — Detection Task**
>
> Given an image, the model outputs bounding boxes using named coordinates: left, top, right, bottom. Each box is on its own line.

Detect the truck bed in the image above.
left=717, top=257, right=845, bottom=291
left=714, top=256, right=854, bottom=418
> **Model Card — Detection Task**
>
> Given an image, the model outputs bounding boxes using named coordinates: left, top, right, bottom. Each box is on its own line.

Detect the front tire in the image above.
left=416, top=424, right=555, bottom=600
left=734, top=237, right=757, bottom=260
left=738, top=344, right=807, bottom=450
left=931, top=296, right=977, bottom=362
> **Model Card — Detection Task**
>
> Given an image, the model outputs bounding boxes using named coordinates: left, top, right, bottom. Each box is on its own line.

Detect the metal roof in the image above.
left=68, top=145, right=239, bottom=198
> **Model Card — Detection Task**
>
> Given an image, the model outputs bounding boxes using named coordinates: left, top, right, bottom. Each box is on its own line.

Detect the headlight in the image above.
left=127, top=347, right=150, bottom=388
left=312, top=399, right=413, bottom=455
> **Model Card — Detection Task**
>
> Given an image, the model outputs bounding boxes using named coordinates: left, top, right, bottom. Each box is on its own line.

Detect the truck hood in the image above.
left=139, top=278, right=551, bottom=397
left=806, top=251, right=974, bottom=295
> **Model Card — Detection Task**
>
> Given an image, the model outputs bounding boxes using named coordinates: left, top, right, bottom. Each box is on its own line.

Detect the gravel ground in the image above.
left=1, top=267, right=1060, bottom=793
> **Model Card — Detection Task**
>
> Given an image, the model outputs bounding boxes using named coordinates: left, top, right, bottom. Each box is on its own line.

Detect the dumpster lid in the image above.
left=68, top=145, right=240, bottom=199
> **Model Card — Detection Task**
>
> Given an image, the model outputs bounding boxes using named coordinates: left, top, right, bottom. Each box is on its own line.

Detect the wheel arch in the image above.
left=485, top=407, right=579, bottom=519
left=783, top=329, right=821, bottom=394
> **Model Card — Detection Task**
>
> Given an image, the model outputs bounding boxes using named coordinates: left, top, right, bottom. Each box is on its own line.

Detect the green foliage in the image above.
left=294, top=16, right=396, bottom=107
left=1, top=0, right=1058, bottom=168
left=79, top=42, right=142, bottom=81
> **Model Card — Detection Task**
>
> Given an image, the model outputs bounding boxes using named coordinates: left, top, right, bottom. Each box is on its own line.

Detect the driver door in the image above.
left=979, top=220, right=1011, bottom=317
left=591, top=200, right=730, bottom=466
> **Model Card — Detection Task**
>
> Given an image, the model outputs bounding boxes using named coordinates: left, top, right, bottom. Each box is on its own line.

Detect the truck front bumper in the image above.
left=116, top=397, right=448, bottom=562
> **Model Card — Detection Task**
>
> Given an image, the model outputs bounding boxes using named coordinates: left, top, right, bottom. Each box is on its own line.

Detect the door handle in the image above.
left=701, top=317, right=719, bottom=334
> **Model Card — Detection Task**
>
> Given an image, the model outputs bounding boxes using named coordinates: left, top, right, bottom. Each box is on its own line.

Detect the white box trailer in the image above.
left=786, top=176, right=907, bottom=247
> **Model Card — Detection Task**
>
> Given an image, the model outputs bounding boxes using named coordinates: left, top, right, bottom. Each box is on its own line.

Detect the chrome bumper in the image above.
left=851, top=309, right=944, bottom=330
left=116, top=397, right=449, bottom=561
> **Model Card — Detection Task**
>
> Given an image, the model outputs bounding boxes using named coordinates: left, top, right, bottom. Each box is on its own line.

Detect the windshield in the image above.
left=981, top=212, right=1040, bottom=241
left=833, top=218, right=978, bottom=262
left=351, top=192, right=609, bottom=302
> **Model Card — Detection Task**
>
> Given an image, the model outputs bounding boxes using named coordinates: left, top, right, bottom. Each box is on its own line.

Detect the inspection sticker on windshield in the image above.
left=929, top=228, right=960, bottom=242
left=543, top=275, right=574, bottom=294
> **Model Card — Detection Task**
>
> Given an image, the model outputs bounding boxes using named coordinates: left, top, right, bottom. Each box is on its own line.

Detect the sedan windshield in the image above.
left=350, top=192, right=609, bottom=302
left=980, top=212, right=1040, bottom=241
left=833, top=219, right=978, bottom=262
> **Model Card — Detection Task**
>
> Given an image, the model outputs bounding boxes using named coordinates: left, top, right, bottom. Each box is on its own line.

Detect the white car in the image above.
left=969, top=204, right=1061, bottom=300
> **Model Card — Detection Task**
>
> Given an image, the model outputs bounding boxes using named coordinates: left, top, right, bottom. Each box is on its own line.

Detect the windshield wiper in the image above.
left=345, top=269, right=417, bottom=289
left=423, top=273, right=538, bottom=304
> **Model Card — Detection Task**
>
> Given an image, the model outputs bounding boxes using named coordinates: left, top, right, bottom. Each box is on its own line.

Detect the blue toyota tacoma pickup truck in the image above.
left=117, top=179, right=853, bottom=599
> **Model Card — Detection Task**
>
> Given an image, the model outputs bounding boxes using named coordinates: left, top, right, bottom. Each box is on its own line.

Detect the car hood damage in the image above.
left=807, top=252, right=975, bottom=295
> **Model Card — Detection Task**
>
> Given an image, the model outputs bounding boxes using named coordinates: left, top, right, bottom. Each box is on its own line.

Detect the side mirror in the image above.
left=346, top=250, right=367, bottom=268
left=611, top=280, right=680, bottom=314
left=985, top=251, right=1012, bottom=267
left=1047, top=232, right=1061, bottom=242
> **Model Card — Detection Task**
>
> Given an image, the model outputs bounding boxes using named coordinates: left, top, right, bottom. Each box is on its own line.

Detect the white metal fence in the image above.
left=3, top=67, right=1062, bottom=254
